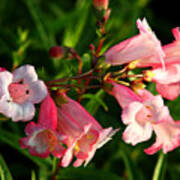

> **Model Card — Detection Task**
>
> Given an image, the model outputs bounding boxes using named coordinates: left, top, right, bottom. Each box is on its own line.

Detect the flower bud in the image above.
left=93, top=0, right=109, bottom=11
left=49, top=46, right=65, bottom=59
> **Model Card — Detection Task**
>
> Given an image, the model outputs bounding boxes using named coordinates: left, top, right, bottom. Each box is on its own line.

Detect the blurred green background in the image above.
left=0, top=0, right=179, bottom=179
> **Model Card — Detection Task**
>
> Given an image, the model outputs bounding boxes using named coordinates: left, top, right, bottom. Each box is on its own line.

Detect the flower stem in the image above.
left=46, top=70, right=94, bottom=84
left=152, top=152, right=166, bottom=180
left=51, top=159, right=61, bottom=180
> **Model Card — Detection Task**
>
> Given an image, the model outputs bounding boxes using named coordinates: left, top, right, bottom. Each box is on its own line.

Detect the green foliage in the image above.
left=0, top=0, right=179, bottom=179
left=0, top=155, right=13, bottom=180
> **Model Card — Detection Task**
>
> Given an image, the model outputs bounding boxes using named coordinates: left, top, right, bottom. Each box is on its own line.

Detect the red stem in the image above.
left=95, top=39, right=105, bottom=57
left=46, top=70, right=94, bottom=84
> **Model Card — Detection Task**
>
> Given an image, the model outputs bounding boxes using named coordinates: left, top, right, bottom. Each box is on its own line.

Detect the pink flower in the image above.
left=145, top=117, right=180, bottom=154
left=137, top=27, right=180, bottom=68
left=151, top=64, right=180, bottom=100
left=109, top=82, right=180, bottom=153
left=0, top=65, right=47, bottom=121
left=93, top=0, right=109, bottom=10
left=57, top=94, right=118, bottom=167
left=105, top=18, right=165, bottom=68
left=0, top=67, right=6, bottom=72
left=20, top=94, right=66, bottom=158
left=138, top=28, right=180, bottom=100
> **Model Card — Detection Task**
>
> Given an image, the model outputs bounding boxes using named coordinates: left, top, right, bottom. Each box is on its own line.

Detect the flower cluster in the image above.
left=0, top=1, right=180, bottom=177
left=105, top=18, right=180, bottom=154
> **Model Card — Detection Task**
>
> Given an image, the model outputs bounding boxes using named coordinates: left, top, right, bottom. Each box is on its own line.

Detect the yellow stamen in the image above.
left=128, top=60, right=139, bottom=69
left=144, top=70, right=155, bottom=82
left=86, top=133, right=94, bottom=140
left=74, top=142, right=80, bottom=153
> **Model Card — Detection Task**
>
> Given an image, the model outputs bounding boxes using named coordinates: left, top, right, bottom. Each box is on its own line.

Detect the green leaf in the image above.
left=63, top=0, right=91, bottom=48
left=119, top=144, right=140, bottom=180
left=23, top=0, right=55, bottom=49
left=0, top=129, right=51, bottom=167
left=152, top=153, right=166, bottom=180
left=85, top=89, right=105, bottom=115
left=82, top=93, right=108, bottom=112
left=0, top=154, right=13, bottom=180
left=31, top=170, right=36, bottom=180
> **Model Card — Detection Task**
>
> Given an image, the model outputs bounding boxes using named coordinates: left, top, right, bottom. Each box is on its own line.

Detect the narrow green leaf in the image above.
left=31, top=170, right=36, bottom=180
left=0, top=154, right=13, bottom=180
left=82, top=93, right=108, bottom=111
left=63, top=0, right=91, bottom=48
left=85, top=90, right=105, bottom=115
left=152, top=153, right=166, bottom=180
left=119, top=144, right=140, bottom=180
left=23, top=0, right=55, bottom=49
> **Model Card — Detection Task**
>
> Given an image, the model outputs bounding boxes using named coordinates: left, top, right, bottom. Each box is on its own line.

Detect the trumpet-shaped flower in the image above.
left=139, top=28, right=180, bottom=100
left=145, top=117, right=180, bottom=154
left=137, top=27, right=180, bottom=68
left=151, top=64, right=180, bottom=100
left=122, top=94, right=169, bottom=145
left=105, top=18, right=165, bottom=68
left=20, top=94, right=66, bottom=158
left=108, top=82, right=180, bottom=153
left=57, top=94, right=118, bottom=167
left=0, top=65, right=47, bottom=121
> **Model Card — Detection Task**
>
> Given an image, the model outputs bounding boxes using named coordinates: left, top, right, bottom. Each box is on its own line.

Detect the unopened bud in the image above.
left=49, top=46, right=65, bottom=59
left=93, top=0, right=109, bottom=11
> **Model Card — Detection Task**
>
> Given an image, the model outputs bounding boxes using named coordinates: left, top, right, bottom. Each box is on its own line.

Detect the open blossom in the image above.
left=141, top=28, right=180, bottom=100
left=20, top=94, right=66, bottom=158
left=137, top=27, right=180, bottom=68
left=108, top=81, right=180, bottom=153
left=150, top=64, right=180, bottom=100
left=105, top=18, right=165, bottom=68
left=0, top=65, right=47, bottom=121
left=145, top=117, right=180, bottom=154
left=57, top=93, right=118, bottom=167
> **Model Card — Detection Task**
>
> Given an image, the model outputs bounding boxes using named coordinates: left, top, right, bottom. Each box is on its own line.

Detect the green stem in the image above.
left=152, top=152, right=166, bottom=180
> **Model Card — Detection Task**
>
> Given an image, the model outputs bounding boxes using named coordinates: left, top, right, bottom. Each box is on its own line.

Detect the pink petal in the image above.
left=137, top=89, right=154, bottom=101
left=156, top=83, right=180, bottom=100
left=172, top=27, right=180, bottom=41
left=109, top=82, right=142, bottom=108
left=0, top=67, right=6, bottom=72
left=38, top=94, right=57, bottom=130
left=123, top=122, right=152, bottom=145
left=122, top=101, right=143, bottom=124
left=13, top=65, right=38, bottom=83
left=145, top=120, right=180, bottom=154
left=60, top=95, right=102, bottom=130
left=0, top=71, right=12, bottom=97
left=105, top=18, right=165, bottom=68
left=28, top=80, right=47, bottom=104
left=0, top=95, right=35, bottom=121
left=73, top=159, right=84, bottom=167
left=97, top=127, right=119, bottom=148
left=52, top=143, right=66, bottom=158
left=152, top=64, right=180, bottom=84
left=144, top=141, right=163, bottom=155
